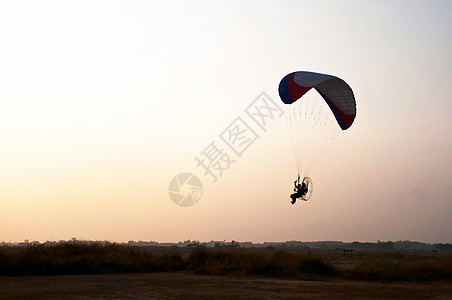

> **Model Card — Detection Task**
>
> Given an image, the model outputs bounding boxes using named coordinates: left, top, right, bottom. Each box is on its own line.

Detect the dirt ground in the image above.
left=1, top=272, right=451, bottom=299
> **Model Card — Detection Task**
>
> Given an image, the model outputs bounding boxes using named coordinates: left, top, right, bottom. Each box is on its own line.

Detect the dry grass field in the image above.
left=0, top=243, right=451, bottom=299
left=1, top=272, right=451, bottom=299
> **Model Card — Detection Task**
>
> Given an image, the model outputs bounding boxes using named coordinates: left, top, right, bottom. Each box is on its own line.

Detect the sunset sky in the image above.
left=1, top=0, right=451, bottom=244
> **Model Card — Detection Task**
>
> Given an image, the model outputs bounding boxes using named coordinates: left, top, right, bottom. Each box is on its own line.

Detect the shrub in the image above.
left=0, top=242, right=185, bottom=276
left=186, top=248, right=338, bottom=277
left=345, top=256, right=452, bottom=281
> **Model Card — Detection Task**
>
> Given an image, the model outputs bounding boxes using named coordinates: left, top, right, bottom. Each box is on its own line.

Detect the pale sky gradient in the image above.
left=0, top=0, right=451, bottom=244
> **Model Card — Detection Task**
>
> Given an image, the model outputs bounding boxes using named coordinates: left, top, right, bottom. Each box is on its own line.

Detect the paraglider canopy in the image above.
left=278, top=70, right=357, bottom=182
left=278, top=71, right=356, bottom=130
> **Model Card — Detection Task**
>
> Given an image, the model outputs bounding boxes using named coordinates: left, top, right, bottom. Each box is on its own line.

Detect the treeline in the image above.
left=248, top=240, right=452, bottom=251
left=125, top=240, right=452, bottom=251
left=3, top=239, right=451, bottom=251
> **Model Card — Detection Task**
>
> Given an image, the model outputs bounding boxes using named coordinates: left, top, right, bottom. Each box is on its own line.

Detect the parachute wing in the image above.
left=278, top=71, right=356, bottom=130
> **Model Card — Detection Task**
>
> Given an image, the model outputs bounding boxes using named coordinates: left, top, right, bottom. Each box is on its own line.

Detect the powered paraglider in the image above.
left=279, top=71, right=356, bottom=202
